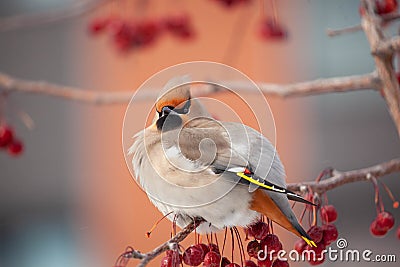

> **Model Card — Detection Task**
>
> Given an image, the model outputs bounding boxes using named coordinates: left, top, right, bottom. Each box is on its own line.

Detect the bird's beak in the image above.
left=161, top=106, right=173, bottom=116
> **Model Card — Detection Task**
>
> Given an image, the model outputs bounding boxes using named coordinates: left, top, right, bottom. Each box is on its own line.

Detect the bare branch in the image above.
left=0, top=0, right=107, bottom=32
left=0, top=71, right=380, bottom=104
left=287, top=158, right=400, bottom=194
left=254, top=72, right=380, bottom=97
left=361, top=0, right=400, bottom=138
left=123, top=218, right=204, bottom=267
left=327, top=24, right=363, bottom=37
left=374, top=36, right=400, bottom=56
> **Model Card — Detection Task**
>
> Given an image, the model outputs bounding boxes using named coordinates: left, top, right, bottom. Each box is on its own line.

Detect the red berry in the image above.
left=306, top=242, right=326, bottom=257
left=247, top=221, right=269, bottom=240
left=370, top=220, right=388, bottom=237
left=203, top=251, right=221, bottom=267
left=161, top=256, right=180, bottom=267
left=308, top=255, right=325, bottom=266
left=164, top=14, right=194, bottom=39
left=0, top=125, right=13, bottom=147
left=260, top=18, right=287, bottom=40
left=272, top=259, right=289, bottom=267
left=396, top=226, right=400, bottom=239
left=161, top=251, right=181, bottom=267
left=208, top=243, right=220, bottom=254
left=8, top=139, right=23, bottom=156
left=294, top=239, right=306, bottom=253
left=260, top=234, right=283, bottom=257
left=197, top=243, right=210, bottom=255
left=360, top=0, right=398, bottom=16
left=112, top=21, right=135, bottom=52
left=221, top=257, right=231, bottom=267
left=322, top=224, right=338, bottom=245
left=132, top=20, right=162, bottom=47
left=307, top=225, right=324, bottom=244
left=257, top=257, right=273, bottom=267
left=247, top=240, right=261, bottom=258
left=226, top=264, right=240, bottom=267
left=165, top=250, right=182, bottom=265
left=244, top=260, right=258, bottom=267
left=161, top=255, right=172, bottom=267
left=183, top=245, right=205, bottom=266
left=320, top=205, right=338, bottom=223
left=376, top=211, right=395, bottom=231
left=376, top=0, right=398, bottom=14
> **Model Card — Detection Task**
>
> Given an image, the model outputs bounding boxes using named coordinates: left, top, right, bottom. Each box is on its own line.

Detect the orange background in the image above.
left=0, top=1, right=399, bottom=267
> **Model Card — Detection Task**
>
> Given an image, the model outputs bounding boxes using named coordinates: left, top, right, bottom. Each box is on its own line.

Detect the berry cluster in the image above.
left=245, top=220, right=288, bottom=267
left=0, top=124, right=23, bottom=157
left=368, top=173, right=399, bottom=239
left=88, top=0, right=288, bottom=52
left=359, top=0, right=398, bottom=16
left=293, top=204, right=339, bottom=266
left=161, top=243, right=224, bottom=267
left=88, top=14, right=194, bottom=52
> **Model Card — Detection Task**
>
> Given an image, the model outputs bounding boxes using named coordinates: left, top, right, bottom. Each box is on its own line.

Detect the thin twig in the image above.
left=0, top=71, right=380, bottom=104
left=327, top=12, right=400, bottom=37
left=327, top=24, right=363, bottom=37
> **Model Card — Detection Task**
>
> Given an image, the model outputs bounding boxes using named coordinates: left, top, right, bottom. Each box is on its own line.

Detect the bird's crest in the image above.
left=156, top=76, right=191, bottom=113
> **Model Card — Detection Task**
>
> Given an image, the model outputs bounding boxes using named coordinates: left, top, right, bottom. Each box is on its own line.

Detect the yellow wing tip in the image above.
left=302, top=236, right=317, bottom=247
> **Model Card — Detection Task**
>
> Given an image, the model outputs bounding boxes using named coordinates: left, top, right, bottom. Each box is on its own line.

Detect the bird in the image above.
left=129, top=76, right=316, bottom=247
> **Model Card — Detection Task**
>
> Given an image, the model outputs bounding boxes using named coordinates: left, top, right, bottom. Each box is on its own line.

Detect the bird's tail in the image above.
left=250, top=190, right=317, bottom=247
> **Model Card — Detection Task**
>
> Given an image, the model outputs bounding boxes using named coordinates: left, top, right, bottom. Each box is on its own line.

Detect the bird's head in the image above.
left=153, top=79, right=210, bottom=132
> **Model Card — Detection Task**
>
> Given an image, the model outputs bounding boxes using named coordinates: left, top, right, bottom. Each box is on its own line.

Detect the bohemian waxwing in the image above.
left=129, top=76, right=316, bottom=247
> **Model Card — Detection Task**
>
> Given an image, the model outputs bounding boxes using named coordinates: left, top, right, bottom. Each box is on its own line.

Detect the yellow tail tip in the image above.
left=302, top=236, right=317, bottom=247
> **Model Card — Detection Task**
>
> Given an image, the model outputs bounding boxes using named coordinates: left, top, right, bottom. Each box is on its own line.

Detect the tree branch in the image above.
left=121, top=218, right=205, bottom=267
left=374, top=36, right=400, bottom=56
left=361, top=0, right=400, bottom=138
left=287, top=158, right=400, bottom=194
left=0, top=71, right=380, bottom=104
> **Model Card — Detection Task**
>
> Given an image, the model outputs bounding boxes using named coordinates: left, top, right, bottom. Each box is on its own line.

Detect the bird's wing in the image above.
left=176, top=119, right=315, bottom=246
left=220, top=122, right=314, bottom=205
left=176, top=119, right=313, bottom=205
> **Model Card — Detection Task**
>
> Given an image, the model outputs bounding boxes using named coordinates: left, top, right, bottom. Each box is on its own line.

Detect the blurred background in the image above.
left=0, top=0, right=399, bottom=266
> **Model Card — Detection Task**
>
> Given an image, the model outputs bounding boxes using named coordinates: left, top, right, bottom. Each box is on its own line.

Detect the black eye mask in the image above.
left=156, top=113, right=182, bottom=132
